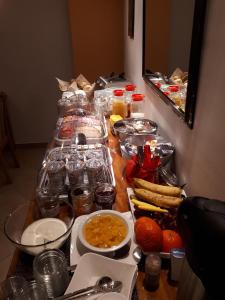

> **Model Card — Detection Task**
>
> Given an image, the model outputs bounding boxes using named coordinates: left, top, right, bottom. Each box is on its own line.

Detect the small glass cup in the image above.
left=86, top=158, right=105, bottom=186
left=71, top=185, right=94, bottom=217
left=27, top=280, right=48, bottom=300
left=95, top=183, right=116, bottom=210
left=0, top=276, right=29, bottom=300
left=144, top=253, right=162, bottom=291
left=66, top=160, right=85, bottom=189
left=46, top=160, right=66, bottom=193
left=36, top=188, right=60, bottom=217
left=33, top=249, right=70, bottom=298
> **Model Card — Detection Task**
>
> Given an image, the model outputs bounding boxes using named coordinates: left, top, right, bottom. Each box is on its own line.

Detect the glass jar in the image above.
left=71, top=185, right=94, bottom=217
left=112, top=90, right=127, bottom=118
left=130, top=94, right=145, bottom=118
left=94, top=183, right=116, bottom=210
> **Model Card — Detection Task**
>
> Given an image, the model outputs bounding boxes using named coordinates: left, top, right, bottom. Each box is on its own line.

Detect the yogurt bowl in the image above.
left=4, top=199, right=75, bottom=255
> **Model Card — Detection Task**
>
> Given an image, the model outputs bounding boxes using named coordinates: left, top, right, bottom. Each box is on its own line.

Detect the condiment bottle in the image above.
left=112, top=90, right=127, bottom=118
left=125, top=84, right=136, bottom=117
left=144, top=253, right=162, bottom=291
left=130, top=94, right=145, bottom=118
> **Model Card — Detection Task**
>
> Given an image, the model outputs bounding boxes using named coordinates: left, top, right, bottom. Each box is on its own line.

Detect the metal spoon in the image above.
left=133, top=246, right=142, bottom=263
left=54, top=276, right=122, bottom=300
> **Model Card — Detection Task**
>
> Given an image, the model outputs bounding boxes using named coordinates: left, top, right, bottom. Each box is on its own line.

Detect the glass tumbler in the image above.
left=36, top=188, right=59, bottom=217
left=71, top=185, right=94, bottom=217
left=46, top=160, right=66, bottom=194
left=0, top=276, right=29, bottom=300
left=86, top=158, right=105, bottom=186
left=33, top=249, right=70, bottom=298
left=95, top=183, right=116, bottom=210
left=66, top=160, right=85, bottom=189
left=27, top=281, right=48, bottom=300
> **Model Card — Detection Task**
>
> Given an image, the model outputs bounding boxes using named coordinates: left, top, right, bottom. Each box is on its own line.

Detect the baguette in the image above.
left=133, top=178, right=181, bottom=197
left=131, top=198, right=168, bottom=213
left=134, top=188, right=182, bottom=209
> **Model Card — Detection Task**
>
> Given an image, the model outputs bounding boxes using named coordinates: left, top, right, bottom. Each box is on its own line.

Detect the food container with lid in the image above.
left=130, top=94, right=145, bottom=118
left=112, top=90, right=127, bottom=119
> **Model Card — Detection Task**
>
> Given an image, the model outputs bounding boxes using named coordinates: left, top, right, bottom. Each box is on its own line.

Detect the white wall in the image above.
left=0, top=0, right=73, bottom=144
left=124, top=0, right=225, bottom=200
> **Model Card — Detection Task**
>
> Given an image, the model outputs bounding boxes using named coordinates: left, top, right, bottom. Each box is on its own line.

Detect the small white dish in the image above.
left=98, top=292, right=127, bottom=299
left=78, top=210, right=132, bottom=255
left=70, top=212, right=138, bottom=266
left=65, top=253, right=137, bottom=300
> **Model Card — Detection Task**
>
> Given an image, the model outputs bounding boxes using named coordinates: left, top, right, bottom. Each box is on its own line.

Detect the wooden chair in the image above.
left=0, top=92, right=19, bottom=184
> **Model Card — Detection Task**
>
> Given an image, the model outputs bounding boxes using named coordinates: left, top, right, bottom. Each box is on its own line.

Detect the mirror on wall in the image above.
left=143, top=0, right=207, bottom=128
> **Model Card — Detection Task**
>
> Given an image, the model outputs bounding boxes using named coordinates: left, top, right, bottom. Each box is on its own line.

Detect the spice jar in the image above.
left=130, top=94, right=145, bottom=118
left=112, top=90, right=127, bottom=118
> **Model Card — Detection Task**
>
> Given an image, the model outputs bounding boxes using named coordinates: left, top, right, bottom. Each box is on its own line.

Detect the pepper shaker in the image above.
left=144, top=253, right=162, bottom=291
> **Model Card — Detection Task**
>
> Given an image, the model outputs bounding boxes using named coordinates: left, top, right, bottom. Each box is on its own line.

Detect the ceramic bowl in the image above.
left=78, top=210, right=132, bottom=255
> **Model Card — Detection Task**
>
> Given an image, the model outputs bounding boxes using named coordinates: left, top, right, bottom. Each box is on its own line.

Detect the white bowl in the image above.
left=65, top=253, right=137, bottom=300
left=78, top=210, right=132, bottom=254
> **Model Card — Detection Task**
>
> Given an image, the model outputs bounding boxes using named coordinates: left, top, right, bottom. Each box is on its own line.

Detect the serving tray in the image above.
left=38, top=144, right=116, bottom=193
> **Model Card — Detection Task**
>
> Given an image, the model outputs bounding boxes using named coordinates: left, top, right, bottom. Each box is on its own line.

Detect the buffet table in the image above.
left=6, top=122, right=177, bottom=300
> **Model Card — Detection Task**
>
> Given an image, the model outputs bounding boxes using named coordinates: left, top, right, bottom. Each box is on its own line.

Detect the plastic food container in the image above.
left=55, top=115, right=108, bottom=146
left=130, top=94, right=145, bottom=118
left=112, top=90, right=127, bottom=119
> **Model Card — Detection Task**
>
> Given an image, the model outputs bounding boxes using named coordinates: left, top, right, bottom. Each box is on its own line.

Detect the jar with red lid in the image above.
left=112, top=89, right=128, bottom=118
left=130, top=94, right=145, bottom=118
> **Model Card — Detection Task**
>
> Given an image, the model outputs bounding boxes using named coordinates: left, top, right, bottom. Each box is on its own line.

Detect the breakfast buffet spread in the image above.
left=3, top=75, right=185, bottom=300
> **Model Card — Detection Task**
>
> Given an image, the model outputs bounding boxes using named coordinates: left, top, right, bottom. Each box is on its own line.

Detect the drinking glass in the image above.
left=33, top=249, right=70, bottom=298
left=46, top=160, right=66, bottom=193
left=86, top=158, right=105, bottom=186
left=95, top=183, right=116, bottom=210
left=71, top=185, right=94, bottom=217
left=66, top=160, right=85, bottom=189
left=0, top=276, right=29, bottom=300
left=36, top=188, right=59, bottom=217
left=27, top=281, right=48, bottom=299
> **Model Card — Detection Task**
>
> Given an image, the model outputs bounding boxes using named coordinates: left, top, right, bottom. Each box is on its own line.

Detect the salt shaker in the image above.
left=170, top=248, right=185, bottom=282
left=144, top=253, right=162, bottom=291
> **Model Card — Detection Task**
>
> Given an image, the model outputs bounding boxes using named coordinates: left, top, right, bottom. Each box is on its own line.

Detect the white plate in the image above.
left=65, top=253, right=137, bottom=300
left=70, top=212, right=138, bottom=266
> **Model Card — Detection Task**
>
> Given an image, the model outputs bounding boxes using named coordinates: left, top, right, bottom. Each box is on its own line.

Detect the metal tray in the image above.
left=120, top=134, right=174, bottom=167
left=54, top=115, right=108, bottom=146
left=38, top=144, right=115, bottom=193
left=113, top=118, right=158, bottom=141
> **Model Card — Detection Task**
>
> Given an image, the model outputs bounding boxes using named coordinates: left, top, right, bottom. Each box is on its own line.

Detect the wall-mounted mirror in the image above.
left=143, top=0, right=207, bottom=128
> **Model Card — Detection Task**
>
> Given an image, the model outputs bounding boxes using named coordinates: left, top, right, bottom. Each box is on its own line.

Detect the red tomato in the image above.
left=162, top=230, right=183, bottom=252
left=135, top=217, right=163, bottom=252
